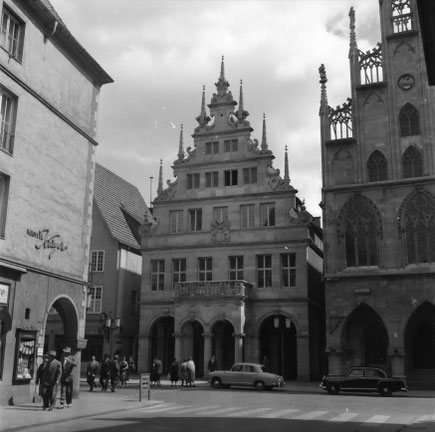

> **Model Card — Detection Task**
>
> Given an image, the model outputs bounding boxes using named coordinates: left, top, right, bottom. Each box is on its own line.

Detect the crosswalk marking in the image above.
left=227, top=408, right=273, bottom=417
left=364, top=415, right=390, bottom=424
left=141, top=404, right=187, bottom=413
left=416, top=414, right=435, bottom=422
left=292, top=411, right=329, bottom=420
left=168, top=405, right=220, bottom=414
left=329, top=412, right=359, bottom=422
left=197, top=407, right=242, bottom=415
left=260, top=408, right=300, bottom=418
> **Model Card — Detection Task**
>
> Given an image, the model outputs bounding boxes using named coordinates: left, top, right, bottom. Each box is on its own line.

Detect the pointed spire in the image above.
left=196, top=85, right=210, bottom=127
left=215, top=55, right=230, bottom=96
left=261, top=113, right=268, bottom=151
left=157, top=159, right=163, bottom=195
left=238, top=80, right=244, bottom=118
left=177, top=124, right=184, bottom=160
left=220, top=55, right=225, bottom=81
left=284, top=145, right=290, bottom=184
left=348, top=7, right=358, bottom=61
left=318, top=64, right=329, bottom=116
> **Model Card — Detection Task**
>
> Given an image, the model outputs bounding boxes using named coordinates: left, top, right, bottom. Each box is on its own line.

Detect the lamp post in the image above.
left=273, top=316, right=291, bottom=378
left=102, top=314, right=120, bottom=356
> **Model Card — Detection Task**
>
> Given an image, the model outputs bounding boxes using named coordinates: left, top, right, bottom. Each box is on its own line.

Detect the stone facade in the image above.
left=0, top=0, right=112, bottom=405
left=319, top=0, right=435, bottom=387
left=138, top=59, right=324, bottom=381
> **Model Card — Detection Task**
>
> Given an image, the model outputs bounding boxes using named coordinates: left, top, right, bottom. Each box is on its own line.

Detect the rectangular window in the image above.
left=281, top=253, right=296, bottom=288
left=243, top=167, right=257, bottom=184
left=224, top=139, right=238, bottom=152
left=88, top=286, right=103, bottom=314
left=205, top=171, right=219, bottom=188
left=0, top=88, right=16, bottom=154
left=0, top=173, right=10, bottom=237
left=172, top=258, right=186, bottom=286
left=188, top=209, right=202, bottom=231
left=205, top=141, right=219, bottom=154
left=90, top=250, right=105, bottom=272
left=213, top=206, right=228, bottom=221
left=198, top=257, right=212, bottom=281
left=257, top=255, right=272, bottom=288
left=0, top=6, right=24, bottom=60
left=240, top=204, right=255, bottom=229
left=224, top=169, right=238, bottom=186
left=229, top=256, right=244, bottom=280
left=151, top=259, right=165, bottom=291
left=260, top=203, right=275, bottom=227
left=187, top=173, right=200, bottom=189
left=169, top=210, right=184, bottom=233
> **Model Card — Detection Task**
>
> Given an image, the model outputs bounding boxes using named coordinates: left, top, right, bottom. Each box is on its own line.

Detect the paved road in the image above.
left=2, top=382, right=435, bottom=432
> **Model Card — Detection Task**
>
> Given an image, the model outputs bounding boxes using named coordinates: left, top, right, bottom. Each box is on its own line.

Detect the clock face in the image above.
left=398, top=74, right=415, bottom=90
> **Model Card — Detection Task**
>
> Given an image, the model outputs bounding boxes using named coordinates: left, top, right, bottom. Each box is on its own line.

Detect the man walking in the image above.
left=42, top=350, right=62, bottom=411
left=59, top=346, right=77, bottom=408
left=86, top=355, right=99, bottom=391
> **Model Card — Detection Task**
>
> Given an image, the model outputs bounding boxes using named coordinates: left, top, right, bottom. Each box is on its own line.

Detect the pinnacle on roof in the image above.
left=177, top=124, right=185, bottom=161
left=349, top=7, right=358, bottom=61
left=215, top=55, right=230, bottom=97
left=195, top=85, right=211, bottom=127
left=261, top=113, right=269, bottom=151
left=237, top=79, right=249, bottom=121
left=157, top=159, right=163, bottom=195
left=318, top=64, right=329, bottom=116
left=284, top=145, right=290, bottom=184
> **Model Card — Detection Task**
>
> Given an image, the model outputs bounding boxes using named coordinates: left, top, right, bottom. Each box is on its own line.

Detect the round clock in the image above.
left=398, top=74, right=415, bottom=90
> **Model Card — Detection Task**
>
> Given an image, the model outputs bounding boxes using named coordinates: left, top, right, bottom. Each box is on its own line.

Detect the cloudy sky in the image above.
left=50, top=0, right=381, bottom=217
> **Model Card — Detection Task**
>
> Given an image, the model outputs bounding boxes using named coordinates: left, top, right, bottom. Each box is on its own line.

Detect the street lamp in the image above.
left=102, top=313, right=120, bottom=356
left=273, top=316, right=291, bottom=378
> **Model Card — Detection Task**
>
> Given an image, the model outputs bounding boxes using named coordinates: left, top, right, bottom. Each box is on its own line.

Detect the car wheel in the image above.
left=379, top=386, right=392, bottom=397
left=255, top=381, right=266, bottom=391
left=327, top=384, right=339, bottom=395
left=211, top=378, right=222, bottom=389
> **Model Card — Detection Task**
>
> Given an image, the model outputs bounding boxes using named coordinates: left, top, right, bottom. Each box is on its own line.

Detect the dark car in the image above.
left=320, top=366, right=408, bottom=396
left=209, top=362, right=285, bottom=391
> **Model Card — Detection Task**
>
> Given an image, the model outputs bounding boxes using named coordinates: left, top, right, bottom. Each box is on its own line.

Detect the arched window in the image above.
left=341, top=195, right=380, bottom=267
left=399, top=103, right=420, bottom=136
left=403, top=146, right=423, bottom=178
left=367, top=151, right=387, bottom=181
left=401, top=190, right=435, bottom=264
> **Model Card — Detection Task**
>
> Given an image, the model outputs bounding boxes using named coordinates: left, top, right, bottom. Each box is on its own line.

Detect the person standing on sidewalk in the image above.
left=187, top=356, right=196, bottom=387
left=42, top=350, right=62, bottom=411
left=86, top=356, right=99, bottom=391
left=119, top=356, right=129, bottom=387
left=59, top=346, right=77, bottom=408
left=99, top=353, right=110, bottom=391
left=109, top=354, right=120, bottom=392
left=35, top=354, right=49, bottom=408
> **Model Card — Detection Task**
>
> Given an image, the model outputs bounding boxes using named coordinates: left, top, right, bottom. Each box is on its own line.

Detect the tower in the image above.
left=320, top=0, right=435, bottom=386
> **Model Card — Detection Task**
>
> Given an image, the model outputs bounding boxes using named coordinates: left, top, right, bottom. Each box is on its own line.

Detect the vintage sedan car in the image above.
left=208, top=362, right=285, bottom=391
left=320, top=366, right=408, bottom=396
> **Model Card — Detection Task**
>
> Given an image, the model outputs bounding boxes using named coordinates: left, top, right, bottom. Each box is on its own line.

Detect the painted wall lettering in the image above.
left=26, top=228, right=68, bottom=259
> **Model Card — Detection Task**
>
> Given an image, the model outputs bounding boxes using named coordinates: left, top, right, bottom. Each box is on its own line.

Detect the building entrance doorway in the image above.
left=211, top=320, right=234, bottom=371
left=181, top=321, right=204, bottom=376
left=149, top=316, right=174, bottom=375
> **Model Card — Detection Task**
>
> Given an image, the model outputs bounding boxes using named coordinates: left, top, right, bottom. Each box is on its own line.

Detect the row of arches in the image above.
left=148, top=315, right=298, bottom=379
left=339, top=189, right=435, bottom=267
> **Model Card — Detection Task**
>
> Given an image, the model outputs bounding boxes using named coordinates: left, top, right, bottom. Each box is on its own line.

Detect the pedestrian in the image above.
left=128, top=356, right=136, bottom=376
left=207, top=355, right=218, bottom=373
left=168, top=358, right=179, bottom=387
left=154, top=355, right=162, bottom=386
left=187, top=356, right=196, bottom=387
left=109, top=354, right=120, bottom=392
left=119, top=356, right=129, bottom=387
left=59, top=346, right=77, bottom=408
left=150, top=358, right=160, bottom=387
left=86, top=355, right=99, bottom=391
left=262, top=355, right=270, bottom=372
left=180, top=358, right=188, bottom=387
left=99, top=353, right=111, bottom=391
left=35, top=354, right=49, bottom=408
left=42, top=350, right=62, bottom=411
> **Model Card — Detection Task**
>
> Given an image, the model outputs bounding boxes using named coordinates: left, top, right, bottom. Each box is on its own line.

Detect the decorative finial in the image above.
left=237, top=79, right=249, bottom=121
left=157, top=159, right=163, bottom=195
left=318, top=64, right=329, bottom=116
left=177, top=124, right=184, bottom=160
left=261, top=113, right=268, bottom=151
left=220, top=55, right=225, bottom=80
left=215, top=55, right=230, bottom=96
left=196, top=85, right=210, bottom=126
left=349, top=7, right=357, bottom=60
left=284, top=145, right=290, bottom=184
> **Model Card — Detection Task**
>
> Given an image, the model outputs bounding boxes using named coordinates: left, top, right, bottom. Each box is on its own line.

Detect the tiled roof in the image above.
left=94, top=163, right=148, bottom=250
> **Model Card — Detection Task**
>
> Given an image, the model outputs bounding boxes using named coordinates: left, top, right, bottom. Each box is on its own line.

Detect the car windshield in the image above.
left=260, top=365, right=267, bottom=373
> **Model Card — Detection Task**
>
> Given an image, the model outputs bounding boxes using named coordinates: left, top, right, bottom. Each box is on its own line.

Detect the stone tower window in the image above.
left=367, top=151, right=387, bottom=182
left=401, top=190, right=435, bottom=264
left=392, top=0, right=413, bottom=33
left=340, top=195, right=381, bottom=267
left=399, top=103, right=420, bottom=137
left=403, top=146, right=423, bottom=178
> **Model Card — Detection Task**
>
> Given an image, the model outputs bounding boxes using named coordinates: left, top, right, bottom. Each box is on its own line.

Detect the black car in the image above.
left=320, top=366, right=408, bottom=396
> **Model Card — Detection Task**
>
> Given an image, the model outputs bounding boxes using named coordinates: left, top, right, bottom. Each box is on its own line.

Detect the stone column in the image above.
left=388, top=347, right=405, bottom=377
left=296, top=333, right=310, bottom=381
left=326, top=346, right=344, bottom=375
left=137, top=334, right=150, bottom=374
left=203, top=332, right=212, bottom=374
left=234, top=333, right=245, bottom=363
left=173, top=332, right=182, bottom=363
left=247, top=334, right=260, bottom=363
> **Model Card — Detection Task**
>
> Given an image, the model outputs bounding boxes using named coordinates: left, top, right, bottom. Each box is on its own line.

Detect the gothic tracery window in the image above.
left=367, top=150, right=387, bottom=182
left=341, top=195, right=380, bottom=267
left=401, top=190, right=435, bottom=264
left=403, top=146, right=423, bottom=178
left=399, top=103, right=420, bottom=137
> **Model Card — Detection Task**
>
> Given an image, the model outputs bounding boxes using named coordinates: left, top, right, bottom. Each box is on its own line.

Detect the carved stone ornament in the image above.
left=285, top=207, right=313, bottom=225
left=139, top=212, right=160, bottom=237
left=154, top=178, right=178, bottom=201
left=210, top=219, right=231, bottom=243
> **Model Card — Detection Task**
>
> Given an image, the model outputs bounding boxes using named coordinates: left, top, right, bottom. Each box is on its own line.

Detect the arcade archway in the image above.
left=211, top=320, right=234, bottom=371
left=181, top=320, right=204, bottom=376
left=149, top=316, right=175, bottom=375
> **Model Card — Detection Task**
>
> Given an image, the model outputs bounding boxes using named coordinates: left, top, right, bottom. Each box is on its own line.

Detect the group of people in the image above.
left=35, top=346, right=77, bottom=411
left=87, top=354, right=135, bottom=392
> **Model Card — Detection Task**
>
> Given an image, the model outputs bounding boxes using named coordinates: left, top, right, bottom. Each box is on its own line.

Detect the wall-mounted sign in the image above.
left=0, top=283, right=9, bottom=305
left=26, top=229, right=68, bottom=259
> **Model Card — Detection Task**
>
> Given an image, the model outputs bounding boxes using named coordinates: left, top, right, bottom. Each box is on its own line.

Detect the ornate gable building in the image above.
left=320, top=0, right=435, bottom=387
left=138, top=59, right=324, bottom=381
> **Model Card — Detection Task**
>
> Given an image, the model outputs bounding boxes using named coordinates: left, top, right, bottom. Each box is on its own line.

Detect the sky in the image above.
left=49, top=0, right=381, bottom=218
